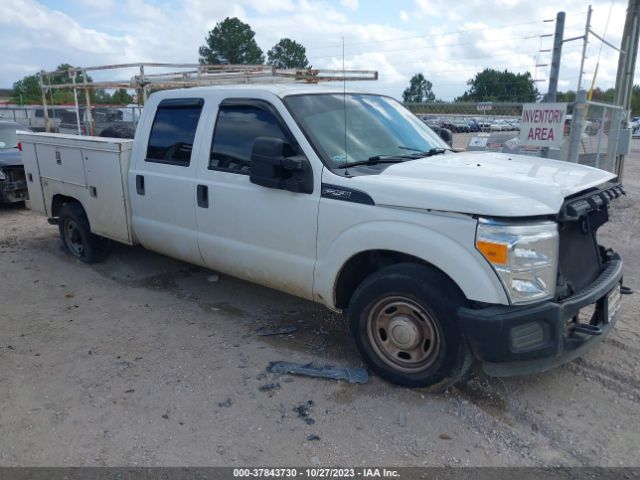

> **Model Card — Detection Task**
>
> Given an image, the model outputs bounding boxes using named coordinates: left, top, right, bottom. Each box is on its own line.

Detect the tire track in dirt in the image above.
left=452, top=377, right=590, bottom=465
left=566, top=359, right=640, bottom=401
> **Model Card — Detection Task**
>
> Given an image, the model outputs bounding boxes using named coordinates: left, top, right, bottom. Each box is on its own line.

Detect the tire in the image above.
left=348, top=263, right=472, bottom=390
left=58, top=203, right=109, bottom=263
left=99, top=123, right=135, bottom=139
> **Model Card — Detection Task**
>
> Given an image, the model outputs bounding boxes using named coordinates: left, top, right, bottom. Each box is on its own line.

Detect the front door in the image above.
left=195, top=98, right=320, bottom=300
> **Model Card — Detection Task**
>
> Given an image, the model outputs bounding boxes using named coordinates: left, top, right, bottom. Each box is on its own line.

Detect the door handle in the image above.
left=197, top=184, right=208, bottom=208
left=136, top=175, right=145, bottom=195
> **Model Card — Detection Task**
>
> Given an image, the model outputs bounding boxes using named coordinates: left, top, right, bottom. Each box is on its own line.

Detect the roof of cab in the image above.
left=153, top=83, right=372, bottom=99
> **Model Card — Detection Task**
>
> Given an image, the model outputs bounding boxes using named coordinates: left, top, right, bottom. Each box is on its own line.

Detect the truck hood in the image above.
left=349, top=151, right=616, bottom=217
left=0, top=148, right=22, bottom=167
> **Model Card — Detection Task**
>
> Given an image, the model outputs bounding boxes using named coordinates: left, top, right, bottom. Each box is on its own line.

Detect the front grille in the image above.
left=558, top=216, right=602, bottom=295
left=556, top=182, right=622, bottom=299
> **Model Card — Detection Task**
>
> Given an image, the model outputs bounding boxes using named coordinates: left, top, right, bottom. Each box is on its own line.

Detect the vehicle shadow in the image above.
left=92, top=240, right=358, bottom=365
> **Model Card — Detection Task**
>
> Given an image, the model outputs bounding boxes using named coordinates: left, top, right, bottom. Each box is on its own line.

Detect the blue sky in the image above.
left=0, top=0, right=632, bottom=101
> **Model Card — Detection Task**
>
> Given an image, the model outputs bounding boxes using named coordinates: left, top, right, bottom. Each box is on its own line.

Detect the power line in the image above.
left=310, top=31, right=553, bottom=61
left=303, top=17, right=558, bottom=51
left=321, top=51, right=542, bottom=72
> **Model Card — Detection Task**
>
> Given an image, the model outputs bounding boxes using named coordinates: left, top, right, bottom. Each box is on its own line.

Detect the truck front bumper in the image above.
left=458, top=254, right=623, bottom=377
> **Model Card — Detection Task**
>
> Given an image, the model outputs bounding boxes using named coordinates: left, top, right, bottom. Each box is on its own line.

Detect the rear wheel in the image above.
left=348, top=263, right=472, bottom=390
left=58, top=203, right=109, bottom=263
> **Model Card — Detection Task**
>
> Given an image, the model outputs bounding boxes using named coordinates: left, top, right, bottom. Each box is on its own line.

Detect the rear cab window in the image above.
left=146, top=98, right=204, bottom=166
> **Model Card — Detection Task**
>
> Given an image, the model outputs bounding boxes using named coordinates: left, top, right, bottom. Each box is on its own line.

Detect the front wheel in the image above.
left=348, top=263, right=472, bottom=390
left=58, top=203, right=109, bottom=263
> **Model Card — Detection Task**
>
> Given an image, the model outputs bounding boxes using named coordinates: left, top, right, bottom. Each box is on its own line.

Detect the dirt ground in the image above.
left=1, top=143, right=639, bottom=468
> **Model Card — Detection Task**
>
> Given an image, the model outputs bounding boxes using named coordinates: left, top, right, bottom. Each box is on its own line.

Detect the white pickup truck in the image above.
left=19, top=84, right=625, bottom=389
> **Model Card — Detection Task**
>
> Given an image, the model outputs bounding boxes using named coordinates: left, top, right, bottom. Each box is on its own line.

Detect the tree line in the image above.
left=11, top=63, right=133, bottom=106
left=402, top=69, right=539, bottom=104
left=9, top=16, right=639, bottom=113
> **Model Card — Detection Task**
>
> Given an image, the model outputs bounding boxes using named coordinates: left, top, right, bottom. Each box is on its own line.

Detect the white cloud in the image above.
left=340, top=0, right=359, bottom=11
left=0, top=0, right=634, bottom=101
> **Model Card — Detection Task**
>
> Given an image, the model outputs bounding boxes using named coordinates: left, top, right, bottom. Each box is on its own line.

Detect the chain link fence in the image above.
left=567, top=99, right=628, bottom=175
left=406, top=101, right=628, bottom=175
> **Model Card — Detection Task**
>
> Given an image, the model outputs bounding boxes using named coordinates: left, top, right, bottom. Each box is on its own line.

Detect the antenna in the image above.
left=342, top=36, right=349, bottom=176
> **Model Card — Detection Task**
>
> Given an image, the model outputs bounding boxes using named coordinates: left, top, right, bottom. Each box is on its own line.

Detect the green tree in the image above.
left=456, top=68, right=539, bottom=102
left=198, top=17, right=264, bottom=65
left=267, top=38, right=310, bottom=69
left=11, top=75, right=40, bottom=104
left=111, top=89, right=133, bottom=105
left=402, top=73, right=436, bottom=103
left=631, top=85, right=640, bottom=115
left=11, top=64, right=94, bottom=105
left=588, top=87, right=614, bottom=103
left=93, top=89, right=113, bottom=104
left=556, top=90, right=576, bottom=102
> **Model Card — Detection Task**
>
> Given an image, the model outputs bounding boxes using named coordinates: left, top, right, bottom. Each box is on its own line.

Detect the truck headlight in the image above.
left=476, top=219, right=559, bottom=304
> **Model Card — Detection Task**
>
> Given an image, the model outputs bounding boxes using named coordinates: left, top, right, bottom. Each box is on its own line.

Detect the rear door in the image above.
left=129, top=97, right=205, bottom=265
left=194, top=97, right=321, bottom=300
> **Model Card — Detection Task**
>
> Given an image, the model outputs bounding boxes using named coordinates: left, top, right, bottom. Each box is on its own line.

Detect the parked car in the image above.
left=467, top=119, right=481, bottom=132
left=507, top=120, right=520, bottom=131
left=490, top=119, right=511, bottom=131
left=19, top=84, right=625, bottom=389
left=58, top=106, right=141, bottom=136
left=0, top=107, right=62, bottom=132
left=451, top=120, right=471, bottom=133
left=0, top=120, right=31, bottom=203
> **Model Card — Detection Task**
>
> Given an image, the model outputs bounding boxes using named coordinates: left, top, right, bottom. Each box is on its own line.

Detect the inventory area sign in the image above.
left=520, top=103, right=567, bottom=148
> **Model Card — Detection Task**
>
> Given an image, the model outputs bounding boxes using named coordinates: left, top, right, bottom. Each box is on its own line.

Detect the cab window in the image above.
left=146, top=98, right=203, bottom=166
left=210, top=104, right=290, bottom=174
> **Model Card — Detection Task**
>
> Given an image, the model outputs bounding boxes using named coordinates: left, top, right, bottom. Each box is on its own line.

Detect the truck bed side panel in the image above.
left=18, top=132, right=134, bottom=245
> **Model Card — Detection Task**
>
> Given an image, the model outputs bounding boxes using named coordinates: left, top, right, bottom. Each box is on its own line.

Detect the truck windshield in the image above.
left=283, top=93, right=450, bottom=171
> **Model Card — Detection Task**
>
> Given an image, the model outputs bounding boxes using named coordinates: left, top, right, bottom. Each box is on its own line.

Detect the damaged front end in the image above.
left=0, top=166, right=28, bottom=203
left=459, top=180, right=625, bottom=377
left=556, top=181, right=625, bottom=336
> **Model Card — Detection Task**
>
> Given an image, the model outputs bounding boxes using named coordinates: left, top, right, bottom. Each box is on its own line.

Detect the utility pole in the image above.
left=614, top=0, right=640, bottom=110
left=541, top=11, right=565, bottom=159
left=577, top=5, right=593, bottom=92
left=547, top=11, right=565, bottom=102
left=609, top=0, right=640, bottom=178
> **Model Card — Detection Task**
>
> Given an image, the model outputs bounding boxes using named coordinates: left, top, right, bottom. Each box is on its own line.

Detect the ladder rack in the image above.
left=37, top=62, right=378, bottom=134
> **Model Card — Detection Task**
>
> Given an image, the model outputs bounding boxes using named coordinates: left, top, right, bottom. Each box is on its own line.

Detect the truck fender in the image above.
left=314, top=220, right=508, bottom=310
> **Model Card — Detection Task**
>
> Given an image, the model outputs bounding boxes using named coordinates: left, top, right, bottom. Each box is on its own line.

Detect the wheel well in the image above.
left=334, top=250, right=464, bottom=309
left=51, top=194, right=81, bottom=218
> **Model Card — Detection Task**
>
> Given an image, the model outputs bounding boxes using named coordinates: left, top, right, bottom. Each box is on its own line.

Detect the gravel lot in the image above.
left=1, top=142, right=639, bottom=467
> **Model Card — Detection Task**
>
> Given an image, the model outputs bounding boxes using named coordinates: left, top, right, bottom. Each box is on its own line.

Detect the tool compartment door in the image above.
left=83, top=145, right=133, bottom=244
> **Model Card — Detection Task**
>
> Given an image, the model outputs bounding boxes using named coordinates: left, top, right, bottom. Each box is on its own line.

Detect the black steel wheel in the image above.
left=58, top=203, right=109, bottom=263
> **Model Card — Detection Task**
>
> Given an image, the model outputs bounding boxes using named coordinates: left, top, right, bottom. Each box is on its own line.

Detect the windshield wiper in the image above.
left=398, top=146, right=449, bottom=156
left=337, top=147, right=449, bottom=169
left=337, top=157, right=407, bottom=169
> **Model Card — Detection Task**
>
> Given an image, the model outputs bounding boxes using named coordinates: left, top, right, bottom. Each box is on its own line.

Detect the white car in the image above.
left=490, top=119, right=511, bottom=131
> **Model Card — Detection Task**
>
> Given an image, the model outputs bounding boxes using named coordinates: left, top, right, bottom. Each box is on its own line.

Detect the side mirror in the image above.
left=250, top=137, right=313, bottom=194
